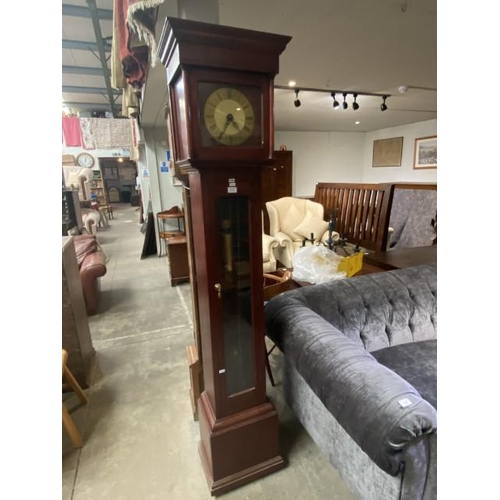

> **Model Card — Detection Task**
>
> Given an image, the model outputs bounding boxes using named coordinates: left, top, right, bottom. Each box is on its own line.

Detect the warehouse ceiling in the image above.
left=62, top=0, right=437, bottom=132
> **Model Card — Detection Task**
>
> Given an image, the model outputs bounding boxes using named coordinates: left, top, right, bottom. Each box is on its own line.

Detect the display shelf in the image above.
left=90, top=175, right=109, bottom=208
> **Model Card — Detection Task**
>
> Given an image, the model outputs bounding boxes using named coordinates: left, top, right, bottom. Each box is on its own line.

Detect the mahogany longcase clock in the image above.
left=158, top=17, right=291, bottom=495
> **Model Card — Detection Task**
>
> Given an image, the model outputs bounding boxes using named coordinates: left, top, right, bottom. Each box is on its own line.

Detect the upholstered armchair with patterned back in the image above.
left=266, top=197, right=339, bottom=268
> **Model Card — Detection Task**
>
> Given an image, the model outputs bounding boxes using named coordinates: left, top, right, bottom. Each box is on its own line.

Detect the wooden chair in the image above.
left=62, top=349, right=88, bottom=448
left=263, top=270, right=296, bottom=386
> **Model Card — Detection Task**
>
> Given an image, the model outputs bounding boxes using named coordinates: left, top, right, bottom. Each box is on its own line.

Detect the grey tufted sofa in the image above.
left=265, top=264, right=437, bottom=500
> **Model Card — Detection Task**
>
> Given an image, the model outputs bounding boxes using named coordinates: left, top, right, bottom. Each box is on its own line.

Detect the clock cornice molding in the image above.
left=158, top=16, right=291, bottom=85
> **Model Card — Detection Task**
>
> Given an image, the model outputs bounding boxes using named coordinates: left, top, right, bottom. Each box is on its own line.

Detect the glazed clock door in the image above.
left=204, top=171, right=266, bottom=418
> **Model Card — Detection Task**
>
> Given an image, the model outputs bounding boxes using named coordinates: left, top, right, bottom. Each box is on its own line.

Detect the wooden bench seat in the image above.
left=313, top=182, right=395, bottom=252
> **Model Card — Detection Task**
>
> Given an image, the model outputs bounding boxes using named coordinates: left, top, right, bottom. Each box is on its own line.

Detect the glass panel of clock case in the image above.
left=217, top=196, right=255, bottom=396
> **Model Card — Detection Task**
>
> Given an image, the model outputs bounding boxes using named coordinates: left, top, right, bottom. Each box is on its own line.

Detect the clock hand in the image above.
left=218, top=121, right=231, bottom=139
left=218, top=113, right=235, bottom=139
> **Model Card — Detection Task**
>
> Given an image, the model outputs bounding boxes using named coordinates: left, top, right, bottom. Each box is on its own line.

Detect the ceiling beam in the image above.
left=62, top=39, right=111, bottom=52
left=62, top=4, right=113, bottom=20
left=86, top=0, right=118, bottom=117
left=62, top=65, right=104, bottom=76
left=63, top=102, right=115, bottom=110
left=63, top=85, right=121, bottom=95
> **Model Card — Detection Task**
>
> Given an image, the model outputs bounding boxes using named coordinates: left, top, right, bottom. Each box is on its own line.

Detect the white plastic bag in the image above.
left=292, top=245, right=347, bottom=284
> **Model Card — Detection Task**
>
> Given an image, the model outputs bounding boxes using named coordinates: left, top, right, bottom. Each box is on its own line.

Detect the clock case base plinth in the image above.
left=198, top=392, right=284, bottom=496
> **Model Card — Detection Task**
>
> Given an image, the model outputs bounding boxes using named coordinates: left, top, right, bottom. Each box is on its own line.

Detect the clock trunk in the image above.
left=158, top=16, right=291, bottom=495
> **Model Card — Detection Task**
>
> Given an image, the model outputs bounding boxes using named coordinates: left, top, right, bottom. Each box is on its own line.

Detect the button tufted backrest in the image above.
left=276, top=264, right=437, bottom=352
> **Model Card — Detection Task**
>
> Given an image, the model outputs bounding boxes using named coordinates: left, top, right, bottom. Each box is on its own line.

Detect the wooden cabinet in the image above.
left=261, top=150, right=293, bottom=233
left=62, top=237, right=95, bottom=389
left=90, top=172, right=109, bottom=208
left=165, top=234, right=189, bottom=286
left=157, top=207, right=190, bottom=286
left=157, top=206, right=185, bottom=257
left=63, top=189, right=84, bottom=235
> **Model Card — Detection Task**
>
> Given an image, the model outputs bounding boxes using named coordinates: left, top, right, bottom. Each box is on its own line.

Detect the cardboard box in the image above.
left=337, top=251, right=364, bottom=277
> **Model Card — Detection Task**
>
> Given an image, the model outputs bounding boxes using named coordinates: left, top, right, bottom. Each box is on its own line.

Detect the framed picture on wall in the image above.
left=372, top=137, right=404, bottom=167
left=413, top=136, right=437, bottom=169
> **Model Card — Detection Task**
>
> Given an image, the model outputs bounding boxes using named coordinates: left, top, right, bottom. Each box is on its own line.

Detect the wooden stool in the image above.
left=62, top=349, right=88, bottom=448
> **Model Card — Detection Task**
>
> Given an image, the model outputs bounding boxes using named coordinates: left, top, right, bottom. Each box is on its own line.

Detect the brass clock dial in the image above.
left=198, top=82, right=262, bottom=148
left=203, top=88, right=255, bottom=146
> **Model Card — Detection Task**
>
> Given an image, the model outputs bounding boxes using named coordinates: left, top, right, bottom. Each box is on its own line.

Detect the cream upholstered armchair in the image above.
left=266, top=197, right=339, bottom=268
left=262, top=211, right=279, bottom=272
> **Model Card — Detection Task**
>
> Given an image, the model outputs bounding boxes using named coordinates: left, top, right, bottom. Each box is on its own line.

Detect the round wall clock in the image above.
left=76, top=152, right=95, bottom=168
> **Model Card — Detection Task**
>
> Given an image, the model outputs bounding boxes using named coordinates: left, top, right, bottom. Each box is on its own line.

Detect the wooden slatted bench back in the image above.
left=314, top=182, right=395, bottom=252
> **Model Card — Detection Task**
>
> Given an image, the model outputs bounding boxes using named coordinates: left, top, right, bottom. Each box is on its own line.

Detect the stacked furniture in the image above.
left=388, top=183, right=437, bottom=248
left=311, top=182, right=437, bottom=252
left=265, top=264, right=437, bottom=500
left=62, top=236, right=96, bottom=389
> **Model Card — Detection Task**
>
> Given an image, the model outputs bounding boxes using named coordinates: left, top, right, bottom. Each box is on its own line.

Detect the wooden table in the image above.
left=363, top=245, right=437, bottom=271
left=276, top=245, right=437, bottom=289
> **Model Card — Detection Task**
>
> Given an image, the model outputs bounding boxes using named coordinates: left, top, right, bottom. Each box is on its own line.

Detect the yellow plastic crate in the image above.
left=337, top=250, right=364, bottom=277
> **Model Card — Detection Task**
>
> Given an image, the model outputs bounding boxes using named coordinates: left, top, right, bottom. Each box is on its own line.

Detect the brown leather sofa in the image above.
left=73, top=235, right=107, bottom=316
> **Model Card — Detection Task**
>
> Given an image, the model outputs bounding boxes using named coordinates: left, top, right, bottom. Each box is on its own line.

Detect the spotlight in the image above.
left=342, top=93, right=348, bottom=110
left=294, top=89, right=301, bottom=108
left=331, top=92, right=339, bottom=109
left=352, top=94, right=359, bottom=110
left=380, top=96, right=388, bottom=111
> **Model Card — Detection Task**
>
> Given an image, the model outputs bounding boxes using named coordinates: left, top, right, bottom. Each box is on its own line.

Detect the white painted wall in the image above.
left=275, top=119, right=437, bottom=197
left=274, top=131, right=365, bottom=197
left=362, top=120, right=437, bottom=183
left=142, top=126, right=184, bottom=253
left=143, top=126, right=183, bottom=212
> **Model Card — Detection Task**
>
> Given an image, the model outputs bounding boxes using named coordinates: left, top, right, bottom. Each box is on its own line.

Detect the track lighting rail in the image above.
left=274, top=85, right=391, bottom=98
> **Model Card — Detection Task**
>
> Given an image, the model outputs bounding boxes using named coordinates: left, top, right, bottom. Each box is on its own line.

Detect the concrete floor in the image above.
left=62, top=204, right=356, bottom=500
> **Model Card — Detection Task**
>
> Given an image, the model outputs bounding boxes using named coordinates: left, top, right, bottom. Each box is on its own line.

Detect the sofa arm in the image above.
left=80, top=252, right=107, bottom=315
left=265, top=295, right=437, bottom=476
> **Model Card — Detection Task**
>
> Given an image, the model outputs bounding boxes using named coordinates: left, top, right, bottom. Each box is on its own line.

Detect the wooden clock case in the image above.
left=158, top=17, right=291, bottom=495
